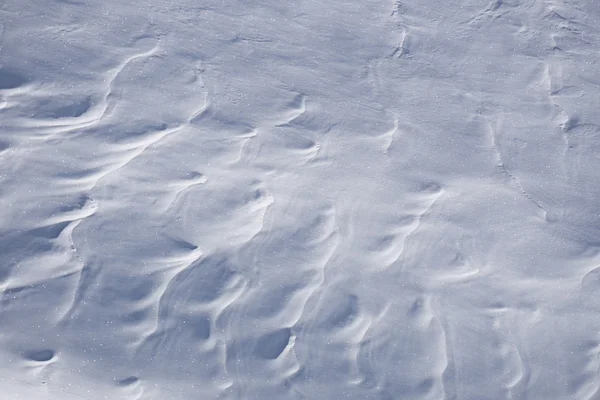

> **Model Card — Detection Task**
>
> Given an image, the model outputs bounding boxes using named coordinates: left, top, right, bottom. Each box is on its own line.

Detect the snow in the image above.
left=1, top=0, right=600, bottom=398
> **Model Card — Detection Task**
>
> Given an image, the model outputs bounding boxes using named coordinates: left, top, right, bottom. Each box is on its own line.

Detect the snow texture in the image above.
left=1, top=0, right=600, bottom=399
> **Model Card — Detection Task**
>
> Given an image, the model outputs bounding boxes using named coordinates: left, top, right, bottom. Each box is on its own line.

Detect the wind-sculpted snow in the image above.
left=1, top=0, right=600, bottom=399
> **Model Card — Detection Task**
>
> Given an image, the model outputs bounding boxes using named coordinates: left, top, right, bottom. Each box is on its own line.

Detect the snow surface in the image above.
left=1, top=0, right=600, bottom=399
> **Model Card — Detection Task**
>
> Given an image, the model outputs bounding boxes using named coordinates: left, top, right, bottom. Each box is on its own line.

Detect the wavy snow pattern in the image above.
left=1, top=0, right=600, bottom=399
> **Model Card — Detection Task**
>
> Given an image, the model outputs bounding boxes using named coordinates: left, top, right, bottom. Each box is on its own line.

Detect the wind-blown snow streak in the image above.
left=1, top=0, right=600, bottom=399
